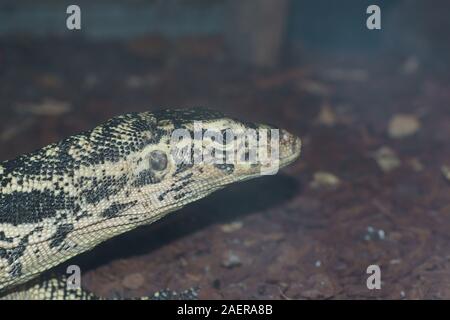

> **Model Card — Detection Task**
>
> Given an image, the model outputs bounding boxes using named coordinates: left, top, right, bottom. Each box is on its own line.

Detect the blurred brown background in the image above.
left=0, top=0, right=449, bottom=299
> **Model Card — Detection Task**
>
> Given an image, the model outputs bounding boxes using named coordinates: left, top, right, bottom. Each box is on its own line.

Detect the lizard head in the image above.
left=128, top=108, right=301, bottom=221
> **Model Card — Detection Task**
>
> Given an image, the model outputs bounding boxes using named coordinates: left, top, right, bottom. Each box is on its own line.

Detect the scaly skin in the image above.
left=0, top=108, right=301, bottom=299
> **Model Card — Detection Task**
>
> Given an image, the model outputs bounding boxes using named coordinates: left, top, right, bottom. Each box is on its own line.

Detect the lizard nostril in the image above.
left=292, top=137, right=301, bottom=153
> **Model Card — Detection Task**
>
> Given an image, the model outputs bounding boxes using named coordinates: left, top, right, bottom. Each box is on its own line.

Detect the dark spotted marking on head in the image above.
left=0, top=232, right=13, bottom=243
left=9, top=262, right=22, bottom=278
left=174, top=191, right=191, bottom=200
left=101, top=201, right=137, bottom=219
left=0, top=248, right=7, bottom=259
left=6, top=245, right=25, bottom=265
left=157, top=173, right=194, bottom=201
left=49, top=224, right=74, bottom=249
left=133, top=170, right=159, bottom=187
left=0, top=191, right=77, bottom=225
left=0, top=176, right=11, bottom=188
left=3, top=227, right=44, bottom=279
left=174, top=163, right=194, bottom=176
left=158, top=193, right=166, bottom=202
left=74, top=210, right=92, bottom=221
left=53, top=210, right=70, bottom=224
left=81, top=175, right=128, bottom=204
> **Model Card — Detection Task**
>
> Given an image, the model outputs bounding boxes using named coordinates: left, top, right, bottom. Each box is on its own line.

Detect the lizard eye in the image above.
left=149, top=150, right=168, bottom=171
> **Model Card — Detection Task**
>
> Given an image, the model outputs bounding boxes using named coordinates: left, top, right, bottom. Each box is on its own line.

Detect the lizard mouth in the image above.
left=278, top=130, right=302, bottom=169
left=254, top=129, right=301, bottom=176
